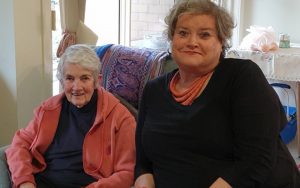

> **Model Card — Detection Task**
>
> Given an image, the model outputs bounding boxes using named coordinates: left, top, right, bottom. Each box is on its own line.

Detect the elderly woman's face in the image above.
left=62, top=63, right=96, bottom=108
left=171, top=13, right=222, bottom=74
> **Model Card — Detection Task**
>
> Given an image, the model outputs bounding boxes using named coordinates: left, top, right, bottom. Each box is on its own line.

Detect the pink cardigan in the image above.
left=5, top=88, right=136, bottom=188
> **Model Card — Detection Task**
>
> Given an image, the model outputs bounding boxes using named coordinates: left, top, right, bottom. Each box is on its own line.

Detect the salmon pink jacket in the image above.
left=5, top=87, right=136, bottom=188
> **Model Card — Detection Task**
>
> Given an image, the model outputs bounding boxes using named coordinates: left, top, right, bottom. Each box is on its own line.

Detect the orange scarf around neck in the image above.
left=170, top=71, right=212, bottom=105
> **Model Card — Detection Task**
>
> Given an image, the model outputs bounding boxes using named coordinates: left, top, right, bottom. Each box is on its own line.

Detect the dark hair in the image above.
left=165, top=0, right=234, bottom=57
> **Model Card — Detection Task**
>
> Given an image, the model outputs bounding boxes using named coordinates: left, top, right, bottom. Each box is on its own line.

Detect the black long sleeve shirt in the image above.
left=135, top=58, right=300, bottom=188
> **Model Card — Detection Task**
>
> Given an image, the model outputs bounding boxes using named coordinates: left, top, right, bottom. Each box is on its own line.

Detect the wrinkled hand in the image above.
left=134, top=173, right=155, bottom=188
left=209, top=177, right=232, bottom=188
left=19, top=182, right=36, bottom=188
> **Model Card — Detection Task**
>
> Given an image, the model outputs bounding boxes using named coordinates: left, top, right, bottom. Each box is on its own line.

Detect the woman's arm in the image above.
left=134, top=83, right=154, bottom=179
left=219, top=61, right=284, bottom=186
left=5, top=106, right=44, bottom=187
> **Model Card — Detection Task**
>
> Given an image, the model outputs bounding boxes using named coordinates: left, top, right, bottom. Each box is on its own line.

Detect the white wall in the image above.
left=242, top=0, right=300, bottom=44
left=0, top=0, right=52, bottom=146
left=239, top=0, right=300, bottom=108
left=0, top=0, right=18, bottom=147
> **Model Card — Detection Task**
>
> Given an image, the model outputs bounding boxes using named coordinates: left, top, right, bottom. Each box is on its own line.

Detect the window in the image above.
left=130, top=0, right=174, bottom=50
left=51, top=0, right=61, bottom=95
left=51, top=0, right=242, bottom=95
left=85, top=0, right=119, bottom=46
left=78, top=0, right=175, bottom=49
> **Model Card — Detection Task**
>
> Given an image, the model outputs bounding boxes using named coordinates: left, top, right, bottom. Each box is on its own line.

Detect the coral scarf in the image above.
left=170, top=71, right=212, bottom=105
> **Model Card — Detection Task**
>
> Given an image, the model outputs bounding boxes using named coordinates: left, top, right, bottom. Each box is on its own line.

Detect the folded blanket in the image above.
left=98, top=44, right=170, bottom=108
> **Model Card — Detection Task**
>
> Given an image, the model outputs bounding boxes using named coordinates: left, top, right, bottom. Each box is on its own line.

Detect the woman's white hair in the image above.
left=56, top=44, right=101, bottom=88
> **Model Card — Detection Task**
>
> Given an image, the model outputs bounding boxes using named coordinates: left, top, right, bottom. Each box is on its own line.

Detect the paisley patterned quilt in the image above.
left=96, top=44, right=170, bottom=108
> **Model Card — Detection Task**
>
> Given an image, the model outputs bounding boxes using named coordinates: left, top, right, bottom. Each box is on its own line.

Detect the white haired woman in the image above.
left=6, top=44, right=136, bottom=188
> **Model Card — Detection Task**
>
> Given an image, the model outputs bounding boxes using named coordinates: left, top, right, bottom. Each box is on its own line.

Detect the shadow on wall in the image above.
left=17, top=65, right=52, bottom=130
left=0, top=75, right=17, bottom=147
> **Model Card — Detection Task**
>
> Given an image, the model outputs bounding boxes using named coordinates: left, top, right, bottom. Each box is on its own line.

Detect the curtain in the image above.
left=56, top=0, right=86, bottom=57
left=220, top=0, right=243, bottom=48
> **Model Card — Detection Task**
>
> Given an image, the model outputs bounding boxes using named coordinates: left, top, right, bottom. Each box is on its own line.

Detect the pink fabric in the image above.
left=169, top=71, right=212, bottom=105
left=56, top=31, right=76, bottom=57
left=5, top=87, right=136, bottom=188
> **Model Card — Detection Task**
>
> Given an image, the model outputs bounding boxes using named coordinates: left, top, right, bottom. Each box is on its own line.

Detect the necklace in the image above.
left=170, top=71, right=212, bottom=105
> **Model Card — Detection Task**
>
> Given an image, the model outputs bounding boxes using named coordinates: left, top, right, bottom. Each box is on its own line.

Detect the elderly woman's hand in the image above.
left=134, top=173, right=155, bottom=188
left=19, top=182, right=36, bottom=188
left=209, top=177, right=232, bottom=188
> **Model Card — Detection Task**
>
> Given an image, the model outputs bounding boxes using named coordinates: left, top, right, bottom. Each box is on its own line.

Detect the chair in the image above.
left=0, top=145, right=12, bottom=188
left=271, top=83, right=297, bottom=144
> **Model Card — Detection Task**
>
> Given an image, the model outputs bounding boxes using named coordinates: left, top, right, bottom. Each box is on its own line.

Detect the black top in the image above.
left=36, top=90, right=98, bottom=187
left=135, top=58, right=300, bottom=188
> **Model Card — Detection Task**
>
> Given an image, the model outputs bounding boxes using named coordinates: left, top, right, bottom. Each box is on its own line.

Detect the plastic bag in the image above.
left=239, top=25, right=278, bottom=52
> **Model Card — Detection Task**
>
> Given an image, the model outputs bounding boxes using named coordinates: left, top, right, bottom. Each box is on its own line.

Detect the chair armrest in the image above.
left=0, top=145, right=12, bottom=188
left=114, top=94, right=138, bottom=121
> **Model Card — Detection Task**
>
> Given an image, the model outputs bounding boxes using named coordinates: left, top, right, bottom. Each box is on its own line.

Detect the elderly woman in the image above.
left=134, top=0, right=300, bottom=188
left=6, top=44, right=136, bottom=188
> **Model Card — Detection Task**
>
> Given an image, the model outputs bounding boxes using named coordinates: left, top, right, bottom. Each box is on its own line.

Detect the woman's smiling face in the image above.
left=62, top=63, right=96, bottom=108
left=171, top=13, right=222, bottom=74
